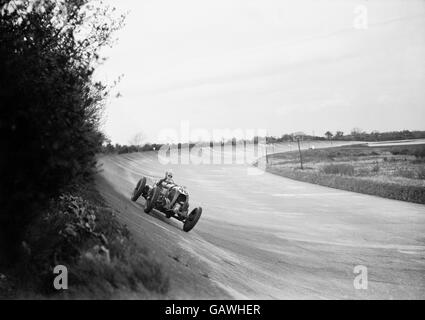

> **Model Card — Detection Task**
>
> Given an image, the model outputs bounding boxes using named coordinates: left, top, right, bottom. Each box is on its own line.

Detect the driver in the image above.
left=157, top=170, right=174, bottom=187
left=156, top=171, right=177, bottom=211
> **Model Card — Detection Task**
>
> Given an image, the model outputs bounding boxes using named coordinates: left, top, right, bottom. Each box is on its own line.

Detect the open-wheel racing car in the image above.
left=130, top=177, right=202, bottom=232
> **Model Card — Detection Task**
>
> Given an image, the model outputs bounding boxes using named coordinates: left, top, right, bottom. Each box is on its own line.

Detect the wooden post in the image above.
left=266, top=143, right=269, bottom=165
left=297, top=137, right=303, bottom=170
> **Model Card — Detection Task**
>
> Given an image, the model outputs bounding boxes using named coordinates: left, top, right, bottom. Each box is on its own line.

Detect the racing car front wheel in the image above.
left=144, top=187, right=160, bottom=213
left=131, top=177, right=146, bottom=202
left=183, top=207, right=202, bottom=232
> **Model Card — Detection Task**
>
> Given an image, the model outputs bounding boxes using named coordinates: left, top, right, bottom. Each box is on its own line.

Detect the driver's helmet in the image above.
left=165, top=170, right=173, bottom=180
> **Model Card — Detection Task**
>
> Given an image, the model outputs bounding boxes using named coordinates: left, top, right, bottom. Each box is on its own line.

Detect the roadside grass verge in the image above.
left=267, top=166, right=425, bottom=204
left=321, top=164, right=355, bottom=176
left=263, top=143, right=425, bottom=204
left=2, top=183, right=169, bottom=299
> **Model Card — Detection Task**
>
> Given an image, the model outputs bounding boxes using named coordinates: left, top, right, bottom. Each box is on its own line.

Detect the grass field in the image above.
left=264, top=143, right=425, bottom=204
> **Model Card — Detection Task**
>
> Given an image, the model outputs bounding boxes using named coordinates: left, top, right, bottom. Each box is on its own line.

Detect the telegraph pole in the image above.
left=297, top=137, right=303, bottom=170
left=265, top=131, right=269, bottom=165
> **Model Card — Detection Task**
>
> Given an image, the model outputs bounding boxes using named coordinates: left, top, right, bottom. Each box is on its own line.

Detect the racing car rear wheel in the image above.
left=131, top=177, right=146, bottom=202
left=183, top=207, right=202, bottom=232
left=144, top=187, right=160, bottom=213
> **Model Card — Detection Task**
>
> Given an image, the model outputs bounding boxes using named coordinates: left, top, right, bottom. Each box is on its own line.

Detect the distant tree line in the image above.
left=105, top=130, right=425, bottom=155
left=321, top=129, right=425, bottom=142
left=268, top=129, right=425, bottom=143
left=102, top=142, right=164, bottom=154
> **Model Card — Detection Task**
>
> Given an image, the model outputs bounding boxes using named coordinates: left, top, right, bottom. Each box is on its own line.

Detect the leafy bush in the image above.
left=0, top=0, right=124, bottom=261
left=391, top=148, right=410, bottom=156
left=396, top=167, right=425, bottom=180
left=390, top=145, right=425, bottom=158
left=356, top=168, right=370, bottom=176
left=322, top=163, right=355, bottom=176
left=17, top=191, right=169, bottom=298
left=417, top=167, right=425, bottom=180
left=396, top=168, right=416, bottom=179
left=414, top=147, right=425, bottom=159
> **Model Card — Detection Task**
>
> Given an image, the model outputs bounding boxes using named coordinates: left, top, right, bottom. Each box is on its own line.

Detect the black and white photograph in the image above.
left=0, top=0, right=424, bottom=305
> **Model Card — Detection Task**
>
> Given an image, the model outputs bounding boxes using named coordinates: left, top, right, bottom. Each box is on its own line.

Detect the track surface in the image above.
left=97, top=150, right=425, bottom=299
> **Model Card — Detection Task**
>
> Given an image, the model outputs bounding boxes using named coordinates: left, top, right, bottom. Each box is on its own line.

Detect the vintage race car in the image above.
left=130, top=177, right=202, bottom=232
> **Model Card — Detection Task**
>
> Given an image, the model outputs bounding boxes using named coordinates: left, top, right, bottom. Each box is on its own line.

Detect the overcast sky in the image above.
left=97, top=0, right=425, bottom=144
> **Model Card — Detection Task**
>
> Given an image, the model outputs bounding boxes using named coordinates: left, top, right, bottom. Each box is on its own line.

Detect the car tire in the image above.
left=131, top=177, right=146, bottom=202
left=144, top=187, right=159, bottom=213
left=183, top=207, right=202, bottom=232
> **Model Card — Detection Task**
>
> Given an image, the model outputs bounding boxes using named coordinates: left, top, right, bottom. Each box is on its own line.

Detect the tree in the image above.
left=371, top=130, right=380, bottom=141
left=351, top=128, right=363, bottom=136
left=129, top=132, right=144, bottom=151
left=0, top=0, right=125, bottom=261
left=324, top=131, right=334, bottom=140
left=401, top=130, right=413, bottom=139
left=335, top=131, right=344, bottom=139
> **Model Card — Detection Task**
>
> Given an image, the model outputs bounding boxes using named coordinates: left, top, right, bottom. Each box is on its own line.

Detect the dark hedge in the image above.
left=0, top=0, right=123, bottom=262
